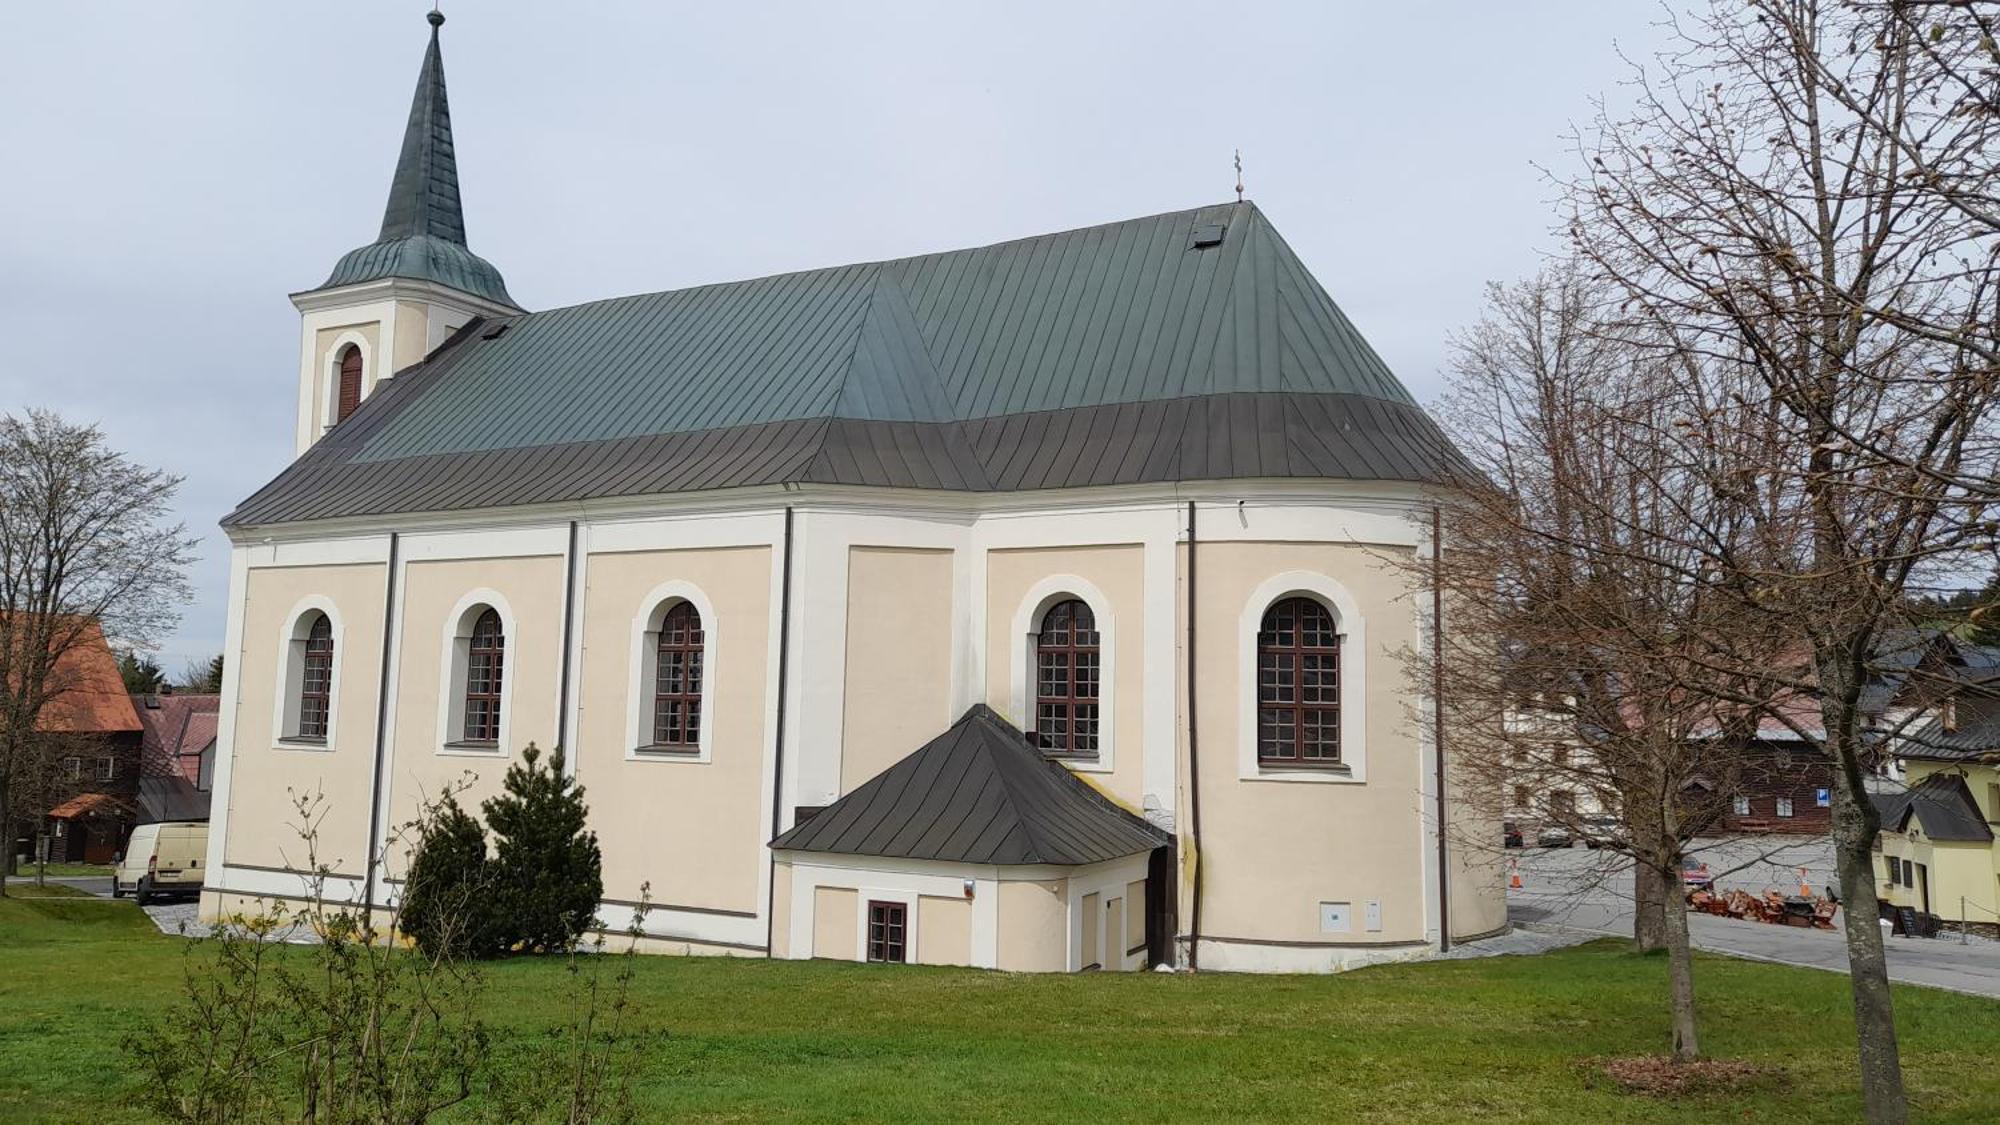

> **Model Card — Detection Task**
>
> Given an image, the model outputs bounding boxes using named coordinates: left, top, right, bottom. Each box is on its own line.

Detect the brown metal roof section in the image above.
left=771, top=705, right=1166, bottom=867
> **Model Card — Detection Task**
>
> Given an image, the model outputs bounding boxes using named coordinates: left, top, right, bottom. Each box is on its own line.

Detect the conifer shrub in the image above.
left=485, top=743, right=603, bottom=955
left=400, top=791, right=498, bottom=960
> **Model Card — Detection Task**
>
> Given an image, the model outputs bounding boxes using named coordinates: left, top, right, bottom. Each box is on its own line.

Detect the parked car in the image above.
left=1681, top=856, right=1713, bottom=890
left=1536, top=825, right=1573, bottom=848
left=1502, top=821, right=1523, bottom=848
left=111, top=821, right=208, bottom=905
left=1578, top=816, right=1623, bottom=850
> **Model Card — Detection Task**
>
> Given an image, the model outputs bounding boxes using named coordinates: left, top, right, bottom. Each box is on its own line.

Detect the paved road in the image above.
left=1510, top=843, right=2000, bottom=1000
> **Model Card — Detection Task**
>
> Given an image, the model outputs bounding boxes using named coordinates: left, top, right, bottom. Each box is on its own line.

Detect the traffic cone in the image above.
left=1509, top=859, right=1523, bottom=890
left=1798, top=867, right=1811, bottom=896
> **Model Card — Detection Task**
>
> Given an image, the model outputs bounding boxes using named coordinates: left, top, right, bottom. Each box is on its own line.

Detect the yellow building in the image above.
left=1878, top=705, right=2000, bottom=937
left=199, top=12, right=1504, bottom=972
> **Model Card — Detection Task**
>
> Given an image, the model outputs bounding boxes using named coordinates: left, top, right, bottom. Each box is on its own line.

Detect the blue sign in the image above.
left=1816, top=788, right=1831, bottom=808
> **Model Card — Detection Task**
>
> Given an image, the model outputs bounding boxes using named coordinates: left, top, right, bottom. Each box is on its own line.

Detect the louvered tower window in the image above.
left=334, top=345, right=363, bottom=423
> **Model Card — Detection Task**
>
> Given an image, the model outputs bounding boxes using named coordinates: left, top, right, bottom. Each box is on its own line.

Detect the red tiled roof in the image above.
left=135, top=692, right=220, bottom=783
left=47, top=791, right=136, bottom=820
left=32, top=619, right=143, bottom=735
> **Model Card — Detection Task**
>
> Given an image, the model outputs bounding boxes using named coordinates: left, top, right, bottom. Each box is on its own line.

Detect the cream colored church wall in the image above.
left=996, top=877, right=1068, bottom=972
left=1186, top=540, right=1427, bottom=948
left=839, top=546, right=955, bottom=792
left=382, top=554, right=565, bottom=867
left=1447, top=753, right=1509, bottom=940
left=982, top=543, right=1146, bottom=809
left=392, top=301, right=432, bottom=371
left=813, top=886, right=858, bottom=960
left=916, top=895, right=974, bottom=966
left=575, top=545, right=772, bottom=915
left=223, top=561, right=386, bottom=877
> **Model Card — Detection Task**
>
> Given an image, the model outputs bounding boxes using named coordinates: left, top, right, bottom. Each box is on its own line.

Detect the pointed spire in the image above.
left=309, top=9, right=516, bottom=309
left=378, top=8, right=466, bottom=245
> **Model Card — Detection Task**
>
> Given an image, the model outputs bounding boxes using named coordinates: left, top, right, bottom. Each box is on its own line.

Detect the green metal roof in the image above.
left=229, top=201, right=1466, bottom=526
left=356, top=201, right=1411, bottom=461
left=309, top=12, right=515, bottom=308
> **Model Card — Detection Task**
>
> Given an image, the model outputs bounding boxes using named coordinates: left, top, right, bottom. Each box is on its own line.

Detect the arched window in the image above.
left=1034, top=598, right=1100, bottom=757
left=1256, top=597, right=1340, bottom=765
left=651, top=602, right=705, bottom=748
left=462, top=608, right=505, bottom=746
left=296, top=613, right=334, bottom=740
left=334, top=345, right=363, bottom=424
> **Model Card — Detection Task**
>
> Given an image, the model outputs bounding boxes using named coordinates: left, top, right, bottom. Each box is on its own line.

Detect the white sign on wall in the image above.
left=1319, top=902, right=1351, bottom=933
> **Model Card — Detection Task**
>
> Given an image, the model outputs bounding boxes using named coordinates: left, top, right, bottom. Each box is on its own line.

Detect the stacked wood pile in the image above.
left=1686, top=887, right=1838, bottom=930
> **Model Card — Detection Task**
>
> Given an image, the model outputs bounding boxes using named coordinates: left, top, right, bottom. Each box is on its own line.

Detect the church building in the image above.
left=201, top=12, right=1505, bottom=972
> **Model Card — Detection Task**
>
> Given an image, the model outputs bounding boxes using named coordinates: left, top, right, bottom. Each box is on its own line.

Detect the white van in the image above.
left=111, top=821, right=209, bottom=905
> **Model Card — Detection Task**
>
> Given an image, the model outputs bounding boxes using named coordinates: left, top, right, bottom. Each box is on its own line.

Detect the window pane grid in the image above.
left=1256, top=598, right=1340, bottom=765
left=462, top=609, right=504, bottom=745
left=1033, top=599, right=1100, bottom=758
left=867, top=900, right=907, bottom=963
left=650, top=603, right=705, bottom=748
left=298, top=614, right=334, bottom=740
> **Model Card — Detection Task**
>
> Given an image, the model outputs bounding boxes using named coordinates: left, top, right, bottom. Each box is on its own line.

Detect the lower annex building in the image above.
left=200, top=11, right=1505, bottom=972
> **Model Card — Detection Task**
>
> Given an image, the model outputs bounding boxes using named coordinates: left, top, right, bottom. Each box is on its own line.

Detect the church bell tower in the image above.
left=288, top=10, right=519, bottom=456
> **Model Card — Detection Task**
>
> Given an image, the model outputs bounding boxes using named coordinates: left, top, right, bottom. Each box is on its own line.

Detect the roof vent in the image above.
left=1190, top=222, right=1226, bottom=249
left=481, top=323, right=510, bottom=340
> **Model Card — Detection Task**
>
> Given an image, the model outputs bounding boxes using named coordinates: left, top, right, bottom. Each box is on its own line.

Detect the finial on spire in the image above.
left=1233, top=149, right=1244, bottom=203
left=428, top=4, right=444, bottom=29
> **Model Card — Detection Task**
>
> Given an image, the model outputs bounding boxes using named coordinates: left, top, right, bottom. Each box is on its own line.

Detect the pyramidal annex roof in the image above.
left=307, top=11, right=515, bottom=308
left=771, top=706, right=1167, bottom=866
left=230, top=200, right=1466, bottom=527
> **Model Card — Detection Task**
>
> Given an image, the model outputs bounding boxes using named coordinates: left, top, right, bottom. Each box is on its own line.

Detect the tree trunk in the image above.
left=1633, top=853, right=1669, bottom=953
left=0, top=776, right=12, bottom=896
left=1830, top=761, right=1908, bottom=1124
left=1624, top=778, right=1669, bottom=952
left=1661, top=875, right=1699, bottom=1062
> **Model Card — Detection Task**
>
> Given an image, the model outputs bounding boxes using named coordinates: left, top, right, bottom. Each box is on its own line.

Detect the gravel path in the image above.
left=1431, top=924, right=1598, bottom=960
left=141, top=901, right=205, bottom=936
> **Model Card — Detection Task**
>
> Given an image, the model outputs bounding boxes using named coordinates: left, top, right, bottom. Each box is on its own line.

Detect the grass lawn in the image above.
left=5, top=863, right=110, bottom=879
left=3, top=890, right=1997, bottom=1123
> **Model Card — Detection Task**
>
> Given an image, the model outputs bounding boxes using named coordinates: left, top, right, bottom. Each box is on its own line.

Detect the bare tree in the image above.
left=0, top=410, right=195, bottom=893
left=1564, top=3, right=2000, bottom=1118
left=1421, top=265, right=1791, bottom=1062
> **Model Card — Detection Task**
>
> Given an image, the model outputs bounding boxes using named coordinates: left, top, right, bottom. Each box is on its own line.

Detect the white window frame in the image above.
left=1733, top=795, right=1752, bottom=816
left=272, top=595, right=344, bottom=752
left=1776, top=796, right=1795, bottom=818
left=624, top=580, right=718, bottom=763
left=320, top=329, right=373, bottom=433
left=435, top=589, right=516, bottom=756
left=1009, top=574, right=1116, bottom=774
left=1236, top=571, right=1367, bottom=784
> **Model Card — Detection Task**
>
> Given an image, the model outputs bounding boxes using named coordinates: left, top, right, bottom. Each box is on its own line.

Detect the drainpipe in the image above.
left=764, top=506, right=796, bottom=954
left=1185, top=500, right=1204, bottom=970
left=1433, top=506, right=1451, bottom=952
left=557, top=520, right=580, bottom=759
left=362, top=531, right=400, bottom=915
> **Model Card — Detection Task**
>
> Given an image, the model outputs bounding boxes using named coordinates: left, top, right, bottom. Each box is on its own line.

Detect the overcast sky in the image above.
left=0, top=1, right=1668, bottom=671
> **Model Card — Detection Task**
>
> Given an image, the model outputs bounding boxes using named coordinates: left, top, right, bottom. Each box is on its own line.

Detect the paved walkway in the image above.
left=1511, top=845, right=2000, bottom=999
